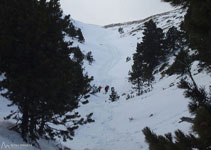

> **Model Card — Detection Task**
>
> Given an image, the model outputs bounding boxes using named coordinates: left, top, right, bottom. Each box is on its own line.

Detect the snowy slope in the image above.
left=63, top=8, right=210, bottom=150
left=0, top=86, right=62, bottom=150
left=0, top=8, right=210, bottom=150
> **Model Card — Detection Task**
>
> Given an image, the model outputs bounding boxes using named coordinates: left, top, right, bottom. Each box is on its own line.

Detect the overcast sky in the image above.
left=60, top=0, right=174, bottom=25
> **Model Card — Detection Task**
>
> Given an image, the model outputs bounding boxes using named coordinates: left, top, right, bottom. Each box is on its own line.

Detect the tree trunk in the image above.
left=137, top=79, right=141, bottom=96
left=21, top=104, right=29, bottom=141
left=29, top=115, right=36, bottom=141
left=38, top=115, right=45, bottom=136
left=179, top=117, right=194, bottom=123
left=187, top=67, right=198, bottom=90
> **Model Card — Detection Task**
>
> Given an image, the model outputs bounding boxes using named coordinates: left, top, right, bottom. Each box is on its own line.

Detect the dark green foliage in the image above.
left=140, top=20, right=166, bottom=67
left=143, top=36, right=211, bottom=149
left=163, top=0, right=211, bottom=66
left=118, top=27, right=124, bottom=34
left=126, top=93, right=134, bottom=100
left=193, top=107, right=211, bottom=148
left=143, top=79, right=211, bottom=150
left=129, top=20, right=165, bottom=95
left=143, top=0, right=211, bottom=148
left=143, top=40, right=211, bottom=149
left=71, top=47, right=85, bottom=64
left=142, top=127, right=164, bottom=150
left=77, top=29, right=85, bottom=42
left=178, top=79, right=208, bottom=114
left=128, top=57, right=145, bottom=95
left=165, top=49, right=198, bottom=91
left=85, top=51, right=95, bottom=65
left=142, top=127, right=188, bottom=150
left=0, top=0, right=92, bottom=143
left=67, top=23, right=85, bottom=42
left=165, top=26, right=185, bottom=53
left=129, top=42, right=147, bottom=95
left=126, top=56, right=131, bottom=62
left=85, top=113, right=95, bottom=123
left=166, top=50, right=192, bottom=76
left=183, top=0, right=211, bottom=66
left=109, top=87, right=120, bottom=102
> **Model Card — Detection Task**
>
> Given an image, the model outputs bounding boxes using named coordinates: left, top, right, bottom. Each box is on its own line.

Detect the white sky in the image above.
left=60, top=0, right=174, bottom=25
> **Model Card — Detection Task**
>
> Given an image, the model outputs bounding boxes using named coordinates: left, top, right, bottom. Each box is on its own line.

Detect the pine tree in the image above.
left=143, top=48, right=211, bottom=149
left=118, top=27, right=124, bottom=34
left=66, top=22, right=85, bottom=42
left=140, top=20, right=166, bottom=67
left=77, top=29, right=85, bottom=42
left=129, top=20, right=165, bottom=95
left=85, top=51, right=95, bottom=65
left=162, top=0, right=211, bottom=66
left=165, top=26, right=185, bottom=53
left=129, top=44, right=145, bottom=95
left=0, top=0, right=92, bottom=143
left=166, top=50, right=192, bottom=76
left=109, top=87, right=120, bottom=102
left=143, top=79, right=211, bottom=150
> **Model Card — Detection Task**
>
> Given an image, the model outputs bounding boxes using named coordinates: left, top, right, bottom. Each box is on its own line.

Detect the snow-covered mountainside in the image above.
left=0, top=8, right=210, bottom=150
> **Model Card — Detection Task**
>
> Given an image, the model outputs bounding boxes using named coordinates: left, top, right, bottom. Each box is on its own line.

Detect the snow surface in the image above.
left=0, top=8, right=210, bottom=150
left=62, top=8, right=202, bottom=150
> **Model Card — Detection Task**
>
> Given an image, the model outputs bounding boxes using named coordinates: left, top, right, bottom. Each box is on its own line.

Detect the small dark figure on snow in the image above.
left=109, top=87, right=120, bottom=102
left=98, top=86, right=102, bottom=93
left=105, top=85, right=109, bottom=94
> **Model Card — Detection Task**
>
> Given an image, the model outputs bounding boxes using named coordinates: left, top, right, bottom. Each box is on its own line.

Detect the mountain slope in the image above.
left=60, top=8, right=210, bottom=150
left=0, top=8, right=210, bottom=150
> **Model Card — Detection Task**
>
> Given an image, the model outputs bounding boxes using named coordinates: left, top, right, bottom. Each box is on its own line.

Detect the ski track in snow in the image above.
left=64, top=9, right=197, bottom=150
left=0, top=9, right=210, bottom=150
